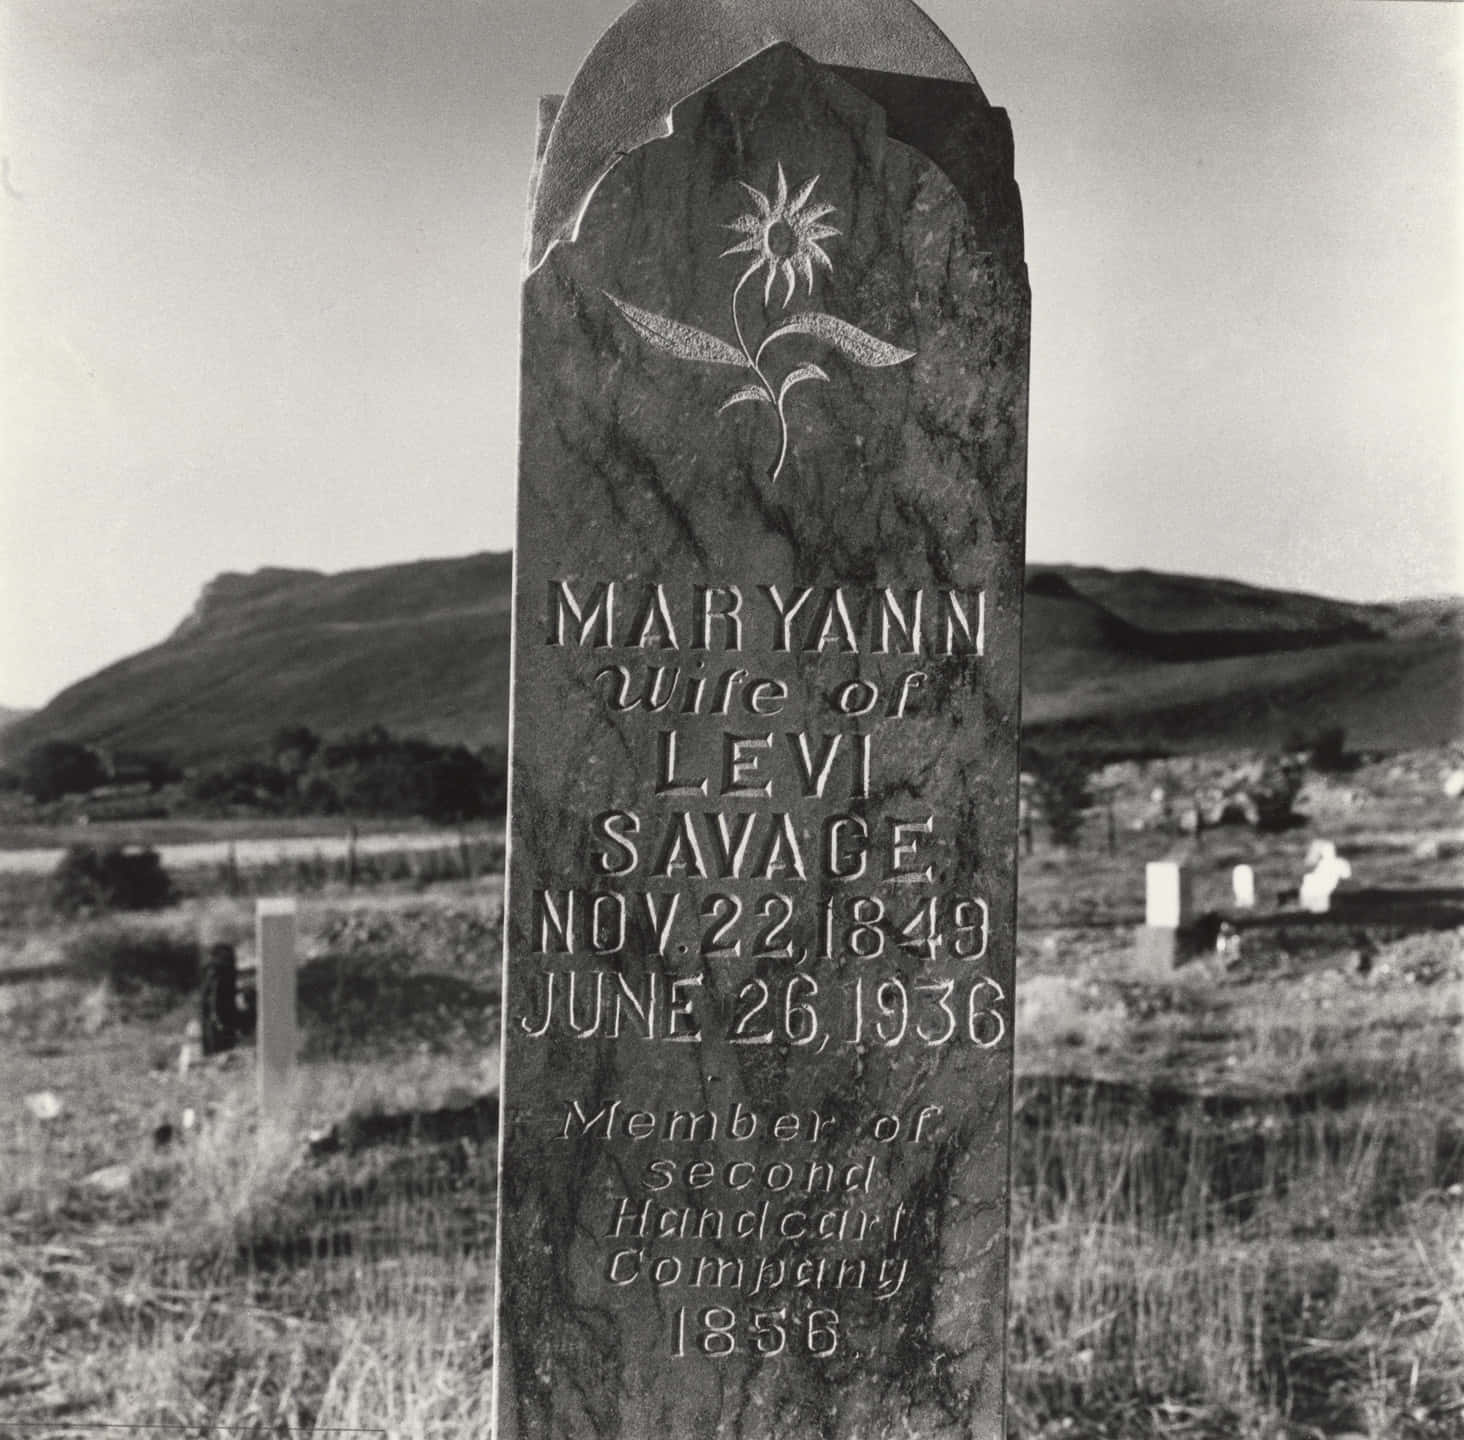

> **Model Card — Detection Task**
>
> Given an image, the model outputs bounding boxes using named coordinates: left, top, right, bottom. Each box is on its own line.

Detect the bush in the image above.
left=1025, top=750, right=1093, bottom=847
left=270, top=724, right=320, bottom=775
left=1283, top=724, right=1352, bottom=773
left=19, top=740, right=106, bottom=803
left=49, top=844, right=175, bottom=916
left=1252, top=755, right=1306, bottom=832
left=186, top=759, right=293, bottom=811
left=1307, top=725, right=1349, bottom=773
left=65, top=920, right=199, bottom=1000
left=181, top=726, right=507, bottom=821
left=327, top=730, right=505, bottom=822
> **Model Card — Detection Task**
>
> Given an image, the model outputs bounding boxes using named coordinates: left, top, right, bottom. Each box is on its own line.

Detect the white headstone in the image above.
left=255, top=898, right=298, bottom=1116
left=1232, top=864, right=1256, bottom=909
left=1146, top=860, right=1192, bottom=929
left=1305, top=838, right=1338, bottom=869
left=1299, top=850, right=1351, bottom=914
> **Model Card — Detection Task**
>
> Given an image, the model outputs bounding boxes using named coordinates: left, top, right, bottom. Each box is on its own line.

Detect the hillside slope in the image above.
left=3, top=554, right=1458, bottom=766
left=1021, top=568, right=1463, bottom=753
left=2, top=554, right=513, bottom=765
left=0, top=707, right=34, bottom=737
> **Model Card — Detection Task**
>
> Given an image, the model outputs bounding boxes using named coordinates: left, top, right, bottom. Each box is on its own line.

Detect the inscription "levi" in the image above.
left=547, top=579, right=985, bottom=656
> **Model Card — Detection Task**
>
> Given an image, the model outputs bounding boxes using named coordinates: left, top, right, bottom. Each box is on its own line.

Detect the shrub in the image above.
left=1308, top=725, right=1349, bottom=772
left=270, top=724, right=321, bottom=775
left=49, top=844, right=175, bottom=916
left=1252, top=755, right=1306, bottom=832
left=1282, top=723, right=1353, bottom=772
left=1025, top=749, right=1093, bottom=847
left=328, top=731, right=505, bottom=822
left=65, top=920, right=199, bottom=997
left=186, top=759, right=293, bottom=811
left=19, top=740, right=106, bottom=803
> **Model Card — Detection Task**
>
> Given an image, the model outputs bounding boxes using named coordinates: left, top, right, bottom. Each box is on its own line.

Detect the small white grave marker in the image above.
left=1146, top=860, right=1193, bottom=929
left=256, top=898, right=298, bottom=1116
left=1299, top=841, right=1351, bottom=914
left=1232, top=864, right=1256, bottom=909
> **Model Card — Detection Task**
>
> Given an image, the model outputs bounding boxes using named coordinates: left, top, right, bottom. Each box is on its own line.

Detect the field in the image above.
left=2, top=752, right=1461, bottom=1439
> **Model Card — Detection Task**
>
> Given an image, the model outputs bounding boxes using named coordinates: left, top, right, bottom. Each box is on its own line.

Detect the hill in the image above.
left=0, top=707, right=34, bottom=737
left=1, top=554, right=513, bottom=767
left=1020, top=568, right=1463, bottom=754
left=2, top=554, right=1458, bottom=767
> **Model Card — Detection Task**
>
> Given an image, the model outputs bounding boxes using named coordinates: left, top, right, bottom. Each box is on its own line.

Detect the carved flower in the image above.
left=722, top=161, right=840, bottom=308
left=605, top=162, right=914, bottom=482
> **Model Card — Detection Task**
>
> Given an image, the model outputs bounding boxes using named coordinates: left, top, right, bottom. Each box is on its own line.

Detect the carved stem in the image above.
left=772, top=391, right=793, bottom=482
left=731, top=266, right=786, bottom=480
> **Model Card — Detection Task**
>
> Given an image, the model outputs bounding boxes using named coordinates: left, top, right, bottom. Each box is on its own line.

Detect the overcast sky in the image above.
left=1, top=0, right=1459, bottom=709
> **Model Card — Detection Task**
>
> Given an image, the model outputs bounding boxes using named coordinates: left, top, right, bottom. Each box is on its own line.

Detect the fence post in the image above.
left=256, top=898, right=298, bottom=1120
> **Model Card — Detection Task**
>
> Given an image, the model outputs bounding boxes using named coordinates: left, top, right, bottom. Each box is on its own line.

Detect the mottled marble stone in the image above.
left=496, top=40, right=1029, bottom=1440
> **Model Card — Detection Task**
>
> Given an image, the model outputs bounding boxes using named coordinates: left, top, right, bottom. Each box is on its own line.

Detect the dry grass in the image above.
left=1008, top=1082, right=1464, bottom=1438
left=2, top=793, right=1461, bottom=1436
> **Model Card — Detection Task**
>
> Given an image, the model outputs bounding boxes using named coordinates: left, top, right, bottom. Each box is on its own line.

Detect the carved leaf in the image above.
left=604, top=293, right=747, bottom=367
left=763, top=312, right=916, bottom=368
left=719, top=385, right=775, bottom=414
left=778, top=363, right=830, bottom=406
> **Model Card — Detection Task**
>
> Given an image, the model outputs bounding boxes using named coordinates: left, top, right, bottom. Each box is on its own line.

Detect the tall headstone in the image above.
left=494, top=3, right=1029, bottom=1435
left=255, top=898, right=298, bottom=1116
left=1232, top=863, right=1256, bottom=910
left=1145, top=860, right=1193, bottom=929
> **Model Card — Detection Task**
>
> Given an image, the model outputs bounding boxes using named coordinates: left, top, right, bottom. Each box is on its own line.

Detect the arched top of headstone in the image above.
left=526, top=0, right=978, bottom=275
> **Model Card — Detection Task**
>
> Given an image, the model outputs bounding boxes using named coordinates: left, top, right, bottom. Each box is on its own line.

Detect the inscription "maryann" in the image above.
left=546, top=580, right=985, bottom=656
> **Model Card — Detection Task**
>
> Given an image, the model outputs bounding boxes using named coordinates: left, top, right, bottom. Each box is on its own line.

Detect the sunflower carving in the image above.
left=605, top=163, right=916, bottom=482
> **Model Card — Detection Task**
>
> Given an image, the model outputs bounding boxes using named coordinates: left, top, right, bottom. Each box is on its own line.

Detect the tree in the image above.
left=1026, top=749, right=1093, bottom=848
left=270, top=724, right=320, bottom=776
left=19, top=740, right=106, bottom=803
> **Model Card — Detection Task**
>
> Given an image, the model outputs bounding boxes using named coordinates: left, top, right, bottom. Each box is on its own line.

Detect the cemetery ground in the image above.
left=1, top=754, right=1461, bottom=1440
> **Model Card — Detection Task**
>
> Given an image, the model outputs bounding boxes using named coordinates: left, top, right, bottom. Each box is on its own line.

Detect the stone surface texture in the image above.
left=497, top=41, right=1028, bottom=1440
left=526, top=0, right=978, bottom=272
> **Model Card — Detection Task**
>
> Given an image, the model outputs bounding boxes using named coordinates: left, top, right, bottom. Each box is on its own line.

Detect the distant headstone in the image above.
left=255, top=899, right=298, bottom=1115
left=493, top=2, right=1029, bottom=1436
left=1232, top=864, right=1256, bottom=910
left=1146, top=860, right=1193, bottom=929
left=1299, top=843, right=1351, bottom=914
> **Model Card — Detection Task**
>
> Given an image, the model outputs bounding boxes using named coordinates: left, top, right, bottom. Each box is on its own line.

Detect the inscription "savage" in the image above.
left=547, top=580, right=985, bottom=655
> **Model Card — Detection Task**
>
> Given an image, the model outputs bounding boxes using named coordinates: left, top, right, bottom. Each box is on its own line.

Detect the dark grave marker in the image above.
left=494, top=2, right=1029, bottom=1434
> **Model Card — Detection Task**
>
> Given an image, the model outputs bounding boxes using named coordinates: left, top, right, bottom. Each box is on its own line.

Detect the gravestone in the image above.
left=1145, top=860, right=1192, bottom=929
left=255, top=898, right=298, bottom=1116
left=1232, top=863, right=1256, bottom=910
left=1299, top=841, right=1351, bottom=914
left=493, top=2, right=1028, bottom=1436
left=1135, top=860, right=1193, bottom=974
